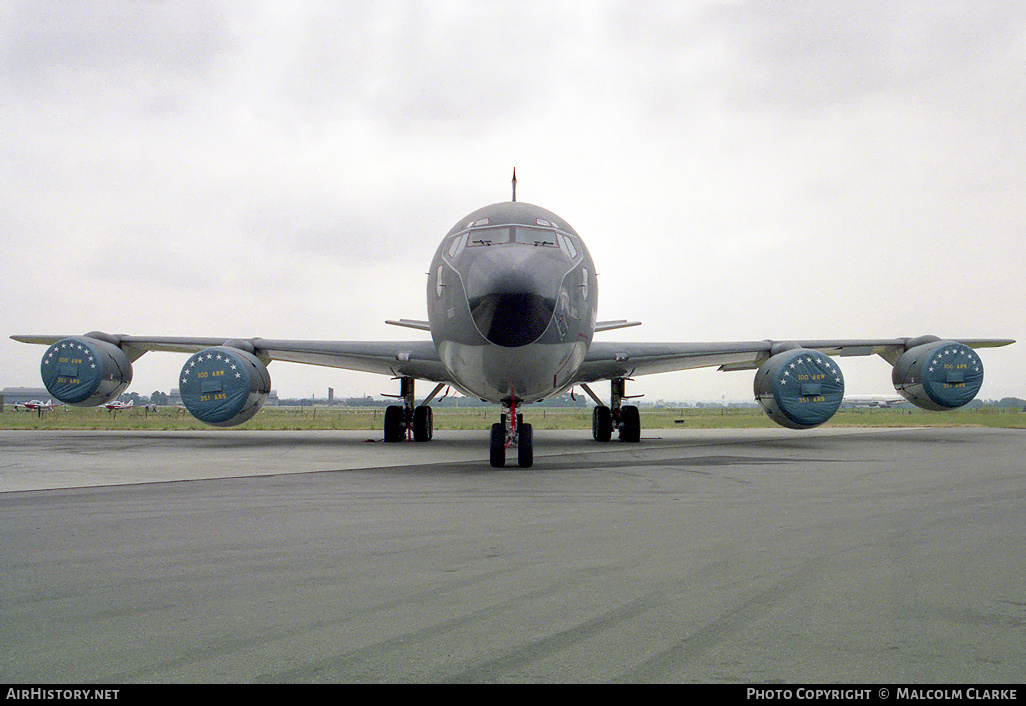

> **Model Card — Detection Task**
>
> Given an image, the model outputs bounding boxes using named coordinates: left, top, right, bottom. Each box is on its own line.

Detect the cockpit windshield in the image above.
left=459, top=225, right=579, bottom=259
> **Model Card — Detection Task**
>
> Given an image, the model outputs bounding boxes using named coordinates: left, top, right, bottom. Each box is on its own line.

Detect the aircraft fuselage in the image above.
left=427, top=201, right=598, bottom=404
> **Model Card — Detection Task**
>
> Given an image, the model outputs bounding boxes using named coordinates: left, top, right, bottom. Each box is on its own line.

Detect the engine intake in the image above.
left=180, top=347, right=271, bottom=426
left=755, top=348, right=845, bottom=429
left=892, top=340, right=983, bottom=410
left=40, top=337, right=133, bottom=406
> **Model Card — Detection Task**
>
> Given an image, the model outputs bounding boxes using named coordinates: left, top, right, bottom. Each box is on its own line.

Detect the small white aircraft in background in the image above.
left=101, top=399, right=134, bottom=417
left=842, top=394, right=910, bottom=408
left=10, top=399, right=64, bottom=416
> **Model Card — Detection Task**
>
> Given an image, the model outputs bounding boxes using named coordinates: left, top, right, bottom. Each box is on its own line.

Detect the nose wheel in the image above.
left=490, top=400, right=533, bottom=468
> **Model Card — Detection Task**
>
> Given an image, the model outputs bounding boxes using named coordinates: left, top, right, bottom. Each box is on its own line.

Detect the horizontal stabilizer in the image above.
left=595, top=320, right=642, bottom=332
left=385, top=319, right=432, bottom=331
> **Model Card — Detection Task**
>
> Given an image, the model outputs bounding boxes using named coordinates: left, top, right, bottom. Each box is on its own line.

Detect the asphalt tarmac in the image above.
left=1, top=426, right=1024, bottom=683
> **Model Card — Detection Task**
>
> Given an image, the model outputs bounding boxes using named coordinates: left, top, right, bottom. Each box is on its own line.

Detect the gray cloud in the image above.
left=3, top=0, right=231, bottom=78
left=605, top=1, right=1026, bottom=114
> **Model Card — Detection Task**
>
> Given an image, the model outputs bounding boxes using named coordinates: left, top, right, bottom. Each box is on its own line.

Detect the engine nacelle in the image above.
left=40, top=336, right=133, bottom=407
left=891, top=339, right=983, bottom=411
left=755, top=348, right=845, bottom=429
left=180, top=346, right=271, bottom=427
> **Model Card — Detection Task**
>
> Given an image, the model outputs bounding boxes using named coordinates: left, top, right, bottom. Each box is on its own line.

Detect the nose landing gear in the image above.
left=490, top=396, right=533, bottom=468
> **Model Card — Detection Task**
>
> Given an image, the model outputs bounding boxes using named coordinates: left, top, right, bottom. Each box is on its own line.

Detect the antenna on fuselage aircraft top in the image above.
left=512, top=168, right=517, bottom=202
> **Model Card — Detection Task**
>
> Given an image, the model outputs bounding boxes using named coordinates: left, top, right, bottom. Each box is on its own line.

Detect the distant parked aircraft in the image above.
left=11, top=399, right=63, bottom=416
left=101, top=399, right=134, bottom=418
left=842, top=395, right=909, bottom=408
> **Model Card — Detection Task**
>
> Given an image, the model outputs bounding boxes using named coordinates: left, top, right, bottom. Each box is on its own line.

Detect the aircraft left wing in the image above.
left=574, top=337, right=1016, bottom=382
left=11, top=334, right=450, bottom=383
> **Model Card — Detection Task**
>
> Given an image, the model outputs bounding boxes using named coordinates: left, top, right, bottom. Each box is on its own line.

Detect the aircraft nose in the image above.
left=464, top=249, right=561, bottom=348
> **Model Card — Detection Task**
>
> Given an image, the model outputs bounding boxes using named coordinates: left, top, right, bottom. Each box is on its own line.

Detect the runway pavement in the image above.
left=1, top=426, right=1024, bottom=683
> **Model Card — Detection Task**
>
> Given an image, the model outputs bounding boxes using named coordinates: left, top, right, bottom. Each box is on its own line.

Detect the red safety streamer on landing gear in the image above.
left=506, top=384, right=517, bottom=450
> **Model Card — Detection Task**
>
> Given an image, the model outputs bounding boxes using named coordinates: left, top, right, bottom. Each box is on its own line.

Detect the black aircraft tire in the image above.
left=490, top=423, right=506, bottom=468
left=518, top=423, right=534, bottom=468
left=620, top=405, right=641, bottom=443
left=413, top=406, right=433, bottom=442
left=384, top=405, right=405, bottom=442
left=593, top=406, right=612, bottom=442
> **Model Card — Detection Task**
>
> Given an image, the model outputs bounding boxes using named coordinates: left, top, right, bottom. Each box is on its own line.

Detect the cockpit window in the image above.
left=466, top=227, right=510, bottom=246
left=447, top=233, right=467, bottom=258
left=514, top=227, right=559, bottom=247
left=557, top=233, right=578, bottom=258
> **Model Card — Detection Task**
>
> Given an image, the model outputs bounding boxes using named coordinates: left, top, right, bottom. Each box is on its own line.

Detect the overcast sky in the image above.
left=2, top=0, right=1023, bottom=404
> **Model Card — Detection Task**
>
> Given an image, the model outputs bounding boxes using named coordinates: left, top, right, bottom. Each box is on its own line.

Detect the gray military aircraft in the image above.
left=11, top=175, right=1015, bottom=467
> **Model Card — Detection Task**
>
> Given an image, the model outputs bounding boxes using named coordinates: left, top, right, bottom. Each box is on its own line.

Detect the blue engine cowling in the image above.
left=892, top=339, right=983, bottom=411
left=754, top=348, right=845, bottom=429
left=40, top=336, right=133, bottom=407
left=179, top=346, right=271, bottom=426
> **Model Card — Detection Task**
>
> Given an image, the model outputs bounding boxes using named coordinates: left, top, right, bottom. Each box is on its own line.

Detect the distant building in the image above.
left=1, top=387, right=50, bottom=405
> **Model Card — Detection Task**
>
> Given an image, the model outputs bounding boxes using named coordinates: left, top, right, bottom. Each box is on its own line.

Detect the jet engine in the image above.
left=179, top=346, right=271, bottom=426
left=891, top=338, right=983, bottom=411
left=754, top=348, right=845, bottom=429
left=40, top=336, right=133, bottom=406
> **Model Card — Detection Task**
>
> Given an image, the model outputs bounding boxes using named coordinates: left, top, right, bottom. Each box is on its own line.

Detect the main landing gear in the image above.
left=583, top=378, right=641, bottom=443
left=490, top=397, right=533, bottom=468
left=383, top=377, right=445, bottom=443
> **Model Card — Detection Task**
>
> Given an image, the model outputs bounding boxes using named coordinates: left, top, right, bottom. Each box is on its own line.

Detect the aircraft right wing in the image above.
left=573, top=337, right=1016, bottom=383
